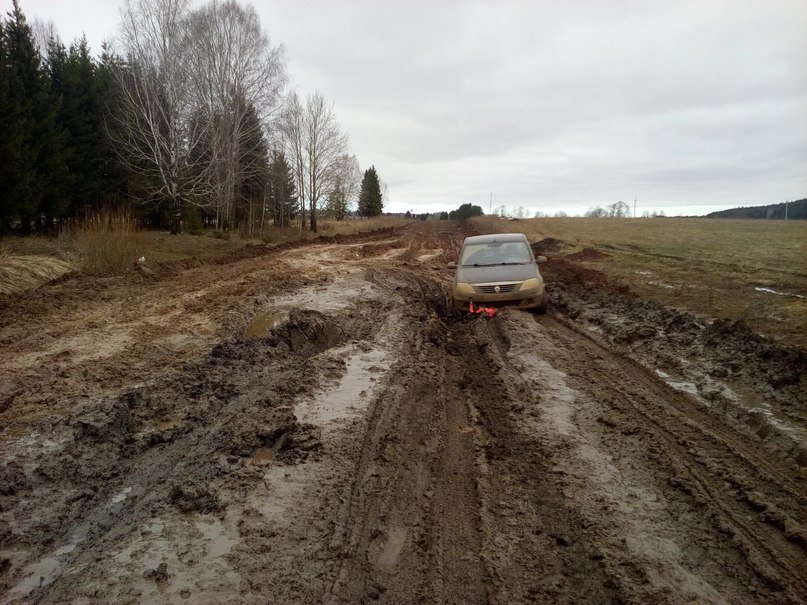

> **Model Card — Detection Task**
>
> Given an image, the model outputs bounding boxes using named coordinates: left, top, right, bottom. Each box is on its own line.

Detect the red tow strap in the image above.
left=469, top=301, right=497, bottom=318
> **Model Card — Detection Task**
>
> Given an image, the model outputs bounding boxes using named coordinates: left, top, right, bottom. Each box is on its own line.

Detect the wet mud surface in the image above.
left=1, top=223, right=805, bottom=603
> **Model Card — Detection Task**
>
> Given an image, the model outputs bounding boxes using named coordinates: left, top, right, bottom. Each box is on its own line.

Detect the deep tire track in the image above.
left=531, top=313, right=807, bottom=601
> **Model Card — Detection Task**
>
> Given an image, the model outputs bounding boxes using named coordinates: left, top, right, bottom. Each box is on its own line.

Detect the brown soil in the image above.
left=565, top=247, right=611, bottom=262
left=1, top=222, right=805, bottom=604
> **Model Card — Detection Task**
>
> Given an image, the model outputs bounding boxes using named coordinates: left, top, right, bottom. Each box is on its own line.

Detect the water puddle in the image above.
left=245, top=306, right=293, bottom=338
left=719, top=383, right=807, bottom=444
left=655, top=368, right=807, bottom=448
left=195, top=516, right=237, bottom=559
left=251, top=448, right=274, bottom=466
left=754, top=286, right=807, bottom=300
left=111, top=486, right=133, bottom=504
left=6, top=534, right=83, bottom=601
left=647, top=280, right=675, bottom=290
left=295, top=344, right=389, bottom=429
left=654, top=370, right=699, bottom=396
left=416, top=250, right=442, bottom=262
left=269, top=279, right=380, bottom=314
left=247, top=463, right=323, bottom=526
left=244, top=279, right=381, bottom=339
left=109, top=514, right=239, bottom=601
left=156, top=416, right=183, bottom=432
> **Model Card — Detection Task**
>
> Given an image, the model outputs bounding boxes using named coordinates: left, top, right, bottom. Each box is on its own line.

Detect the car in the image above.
left=450, top=233, right=548, bottom=313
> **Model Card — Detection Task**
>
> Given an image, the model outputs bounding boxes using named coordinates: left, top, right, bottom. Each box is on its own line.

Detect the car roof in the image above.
left=462, top=233, right=529, bottom=245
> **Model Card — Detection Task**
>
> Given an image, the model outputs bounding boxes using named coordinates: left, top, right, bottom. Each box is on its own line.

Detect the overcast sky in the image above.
left=11, top=0, right=807, bottom=216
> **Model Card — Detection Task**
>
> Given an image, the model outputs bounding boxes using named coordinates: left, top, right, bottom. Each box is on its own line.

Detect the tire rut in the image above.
left=520, top=312, right=807, bottom=601
left=325, top=276, right=490, bottom=604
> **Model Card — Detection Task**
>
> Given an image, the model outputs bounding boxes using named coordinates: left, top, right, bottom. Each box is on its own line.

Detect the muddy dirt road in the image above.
left=1, top=222, right=805, bottom=603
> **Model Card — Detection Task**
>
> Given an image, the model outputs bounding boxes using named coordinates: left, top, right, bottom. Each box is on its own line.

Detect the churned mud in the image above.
left=1, top=222, right=805, bottom=603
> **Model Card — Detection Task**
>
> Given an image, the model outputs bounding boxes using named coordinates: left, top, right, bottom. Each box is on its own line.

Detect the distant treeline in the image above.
left=404, top=203, right=484, bottom=221
left=706, top=199, right=806, bottom=220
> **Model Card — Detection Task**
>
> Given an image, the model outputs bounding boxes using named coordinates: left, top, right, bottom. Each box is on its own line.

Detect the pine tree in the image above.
left=358, top=165, right=383, bottom=217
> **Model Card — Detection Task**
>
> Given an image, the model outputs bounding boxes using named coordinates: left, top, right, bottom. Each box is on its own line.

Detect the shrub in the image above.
left=70, top=211, right=148, bottom=275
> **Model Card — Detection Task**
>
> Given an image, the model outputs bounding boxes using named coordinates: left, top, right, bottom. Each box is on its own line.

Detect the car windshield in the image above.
left=460, top=241, right=532, bottom=266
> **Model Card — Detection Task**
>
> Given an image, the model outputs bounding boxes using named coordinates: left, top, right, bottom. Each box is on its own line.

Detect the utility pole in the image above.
left=489, top=192, right=493, bottom=215
left=785, top=200, right=789, bottom=221
left=634, top=197, right=637, bottom=218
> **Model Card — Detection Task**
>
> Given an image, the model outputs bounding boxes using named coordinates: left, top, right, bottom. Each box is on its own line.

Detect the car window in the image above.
left=460, top=241, right=532, bottom=266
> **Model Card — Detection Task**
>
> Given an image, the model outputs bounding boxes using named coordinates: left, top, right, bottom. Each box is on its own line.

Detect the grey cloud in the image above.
left=19, top=0, right=807, bottom=214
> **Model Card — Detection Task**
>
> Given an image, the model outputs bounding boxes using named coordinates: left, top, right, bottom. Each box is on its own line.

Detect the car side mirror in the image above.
left=535, top=255, right=547, bottom=264
left=447, top=261, right=457, bottom=269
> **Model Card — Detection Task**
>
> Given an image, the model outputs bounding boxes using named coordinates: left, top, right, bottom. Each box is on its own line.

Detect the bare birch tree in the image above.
left=111, top=0, right=287, bottom=232
left=112, top=0, right=210, bottom=232
left=278, top=92, right=307, bottom=231
left=184, top=0, right=286, bottom=229
left=326, top=153, right=360, bottom=220
left=303, top=92, right=347, bottom=233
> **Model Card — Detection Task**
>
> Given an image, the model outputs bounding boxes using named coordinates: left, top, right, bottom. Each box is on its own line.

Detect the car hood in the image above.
left=456, top=263, right=539, bottom=284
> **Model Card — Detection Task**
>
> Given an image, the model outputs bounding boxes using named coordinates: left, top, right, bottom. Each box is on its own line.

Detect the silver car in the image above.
left=451, top=233, right=548, bottom=312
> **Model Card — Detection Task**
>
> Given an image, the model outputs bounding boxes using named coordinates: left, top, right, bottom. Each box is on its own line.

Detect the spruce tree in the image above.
left=267, top=151, right=296, bottom=228
left=2, top=1, right=40, bottom=232
left=0, top=21, right=15, bottom=231
left=97, top=42, right=133, bottom=207
left=238, top=103, right=270, bottom=235
left=358, top=165, right=383, bottom=217
left=3, top=0, right=68, bottom=232
left=48, top=36, right=106, bottom=218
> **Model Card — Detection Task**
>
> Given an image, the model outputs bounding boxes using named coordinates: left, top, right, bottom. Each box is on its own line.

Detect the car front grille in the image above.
left=476, top=283, right=519, bottom=294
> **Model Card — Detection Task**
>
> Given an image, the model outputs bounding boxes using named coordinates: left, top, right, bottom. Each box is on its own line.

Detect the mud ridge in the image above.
left=546, top=256, right=807, bottom=466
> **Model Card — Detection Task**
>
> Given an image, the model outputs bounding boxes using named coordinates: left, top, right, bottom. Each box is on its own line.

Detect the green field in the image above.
left=473, top=216, right=807, bottom=347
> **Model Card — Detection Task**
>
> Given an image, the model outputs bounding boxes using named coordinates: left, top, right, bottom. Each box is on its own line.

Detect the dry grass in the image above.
left=315, top=215, right=411, bottom=236
left=70, top=212, right=150, bottom=275
left=0, top=215, right=413, bottom=294
left=0, top=253, right=74, bottom=295
left=473, top=216, right=807, bottom=346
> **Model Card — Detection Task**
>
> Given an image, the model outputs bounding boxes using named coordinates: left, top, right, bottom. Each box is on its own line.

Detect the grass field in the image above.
left=473, top=216, right=807, bottom=347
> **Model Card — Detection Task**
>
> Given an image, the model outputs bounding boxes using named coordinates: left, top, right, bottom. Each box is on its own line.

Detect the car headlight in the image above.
left=520, top=278, right=543, bottom=291
left=455, top=282, right=475, bottom=296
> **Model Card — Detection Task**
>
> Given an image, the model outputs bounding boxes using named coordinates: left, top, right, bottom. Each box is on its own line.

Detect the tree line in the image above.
left=705, top=199, right=806, bottom=220
left=0, top=0, right=384, bottom=235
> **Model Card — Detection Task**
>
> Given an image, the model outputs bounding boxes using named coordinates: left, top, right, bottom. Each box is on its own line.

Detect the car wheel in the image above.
left=536, top=292, right=549, bottom=313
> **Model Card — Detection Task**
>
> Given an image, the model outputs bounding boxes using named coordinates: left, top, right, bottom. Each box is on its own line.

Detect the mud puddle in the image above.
left=244, top=305, right=293, bottom=339
left=257, top=276, right=381, bottom=315
left=295, top=343, right=390, bottom=430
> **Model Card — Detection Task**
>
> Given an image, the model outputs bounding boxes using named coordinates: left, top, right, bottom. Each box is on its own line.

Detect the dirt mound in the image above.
left=0, top=254, right=74, bottom=296
left=530, top=237, right=566, bottom=255
left=542, top=256, right=612, bottom=289
left=565, top=247, right=610, bottom=261
left=358, top=241, right=401, bottom=257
